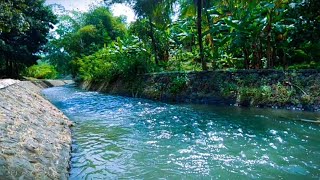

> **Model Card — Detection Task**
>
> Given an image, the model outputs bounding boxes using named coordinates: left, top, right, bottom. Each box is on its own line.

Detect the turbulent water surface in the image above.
left=42, top=85, right=320, bottom=179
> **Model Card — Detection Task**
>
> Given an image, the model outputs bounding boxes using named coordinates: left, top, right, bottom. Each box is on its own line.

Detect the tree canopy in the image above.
left=2, top=0, right=320, bottom=79
left=41, top=6, right=127, bottom=76
left=0, top=0, right=57, bottom=78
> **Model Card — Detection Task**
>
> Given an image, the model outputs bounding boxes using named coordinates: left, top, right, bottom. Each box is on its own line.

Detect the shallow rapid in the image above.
left=42, top=85, right=320, bottom=179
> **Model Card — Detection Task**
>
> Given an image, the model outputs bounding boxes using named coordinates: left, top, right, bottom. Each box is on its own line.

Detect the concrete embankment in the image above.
left=0, top=79, right=73, bottom=179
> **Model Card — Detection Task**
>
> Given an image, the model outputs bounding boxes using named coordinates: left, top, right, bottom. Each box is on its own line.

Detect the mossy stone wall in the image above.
left=80, top=70, right=320, bottom=111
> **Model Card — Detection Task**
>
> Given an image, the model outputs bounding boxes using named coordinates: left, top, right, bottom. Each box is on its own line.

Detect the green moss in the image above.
left=143, top=88, right=161, bottom=99
left=83, top=70, right=319, bottom=109
left=221, top=83, right=238, bottom=97
left=237, top=73, right=259, bottom=86
left=301, top=94, right=312, bottom=104
left=237, top=87, right=260, bottom=106
left=272, top=83, right=294, bottom=105
left=237, top=83, right=295, bottom=106
left=169, top=75, right=189, bottom=94
left=209, top=73, right=226, bottom=91
left=288, top=61, right=320, bottom=70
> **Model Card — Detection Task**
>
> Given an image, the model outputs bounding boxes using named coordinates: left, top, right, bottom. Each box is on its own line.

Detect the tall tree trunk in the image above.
left=148, top=17, right=159, bottom=65
left=9, top=60, right=13, bottom=78
left=3, top=53, right=10, bottom=77
left=204, top=0, right=214, bottom=49
left=283, top=49, right=287, bottom=70
left=253, top=43, right=257, bottom=68
left=258, top=39, right=263, bottom=69
left=5, top=58, right=9, bottom=77
left=14, top=62, right=19, bottom=78
left=197, top=0, right=208, bottom=70
left=267, top=14, right=273, bottom=68
left=243, top=48, right=250, bottom=69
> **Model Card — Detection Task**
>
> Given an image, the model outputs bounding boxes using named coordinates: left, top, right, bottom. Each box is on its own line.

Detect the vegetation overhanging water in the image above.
left=42, top=85, right=320, bottom=179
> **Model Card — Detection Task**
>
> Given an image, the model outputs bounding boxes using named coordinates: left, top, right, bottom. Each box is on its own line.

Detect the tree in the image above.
left=0, top=0, right=57, bottom=78
left=44, top=0, right=320, bottom=78
left=105, top=0, right=173, bottom=65
left=287, top=0, right=320, bottom=65
left=84, top=6, right=126, bottom=41
left=196, top=0, right=207, bottom=70
left=42, top=6, right=128, bottom=77
left=174, top=0, right=211, bottom=70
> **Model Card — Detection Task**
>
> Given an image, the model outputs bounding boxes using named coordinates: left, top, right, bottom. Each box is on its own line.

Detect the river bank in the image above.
left=0, top=79, right=73, bottom=179
left=43, top=82, right=320, bottom=179
left=80, top=70, right=320, bottom=111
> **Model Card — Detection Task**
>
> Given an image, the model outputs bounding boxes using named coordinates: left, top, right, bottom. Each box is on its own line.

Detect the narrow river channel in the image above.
left=42, top=85, right=320, bottom=179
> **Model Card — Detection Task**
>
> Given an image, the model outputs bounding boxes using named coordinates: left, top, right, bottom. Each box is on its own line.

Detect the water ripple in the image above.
left=42, top=86, right=320, bottom=179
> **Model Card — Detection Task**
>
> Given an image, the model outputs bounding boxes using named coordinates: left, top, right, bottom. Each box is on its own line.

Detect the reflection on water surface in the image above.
left=42, top=85, right=320, bottom=179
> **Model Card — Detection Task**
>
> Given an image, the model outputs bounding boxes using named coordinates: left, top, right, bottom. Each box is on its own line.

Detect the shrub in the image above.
left=288, top=61, right=320, bottom=70
left=237, top=83, right=294, bottom=107
left=24, top=63, right=58, bottom=79
left=272, top=83, right=293, bottom=105
left=221, top=83, right=238, bottom=97
left=169, top=75, right=190, bottom=94
left=238, top=87, right=260, bottom=106
left=73, top=37, right=151, bottom=83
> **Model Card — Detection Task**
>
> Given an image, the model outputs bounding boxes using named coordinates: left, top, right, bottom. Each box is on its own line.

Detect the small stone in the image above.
left=44, top=153, right=53, bottom=159
left=24, top=143, right=37, bottom=153
left=0, top=156, right=6, bottom=166
left=2, top=149, right=15, bottom=155
left=29, top=158, right=38, bottom=163
left=67, top=121, right=74, bottom=127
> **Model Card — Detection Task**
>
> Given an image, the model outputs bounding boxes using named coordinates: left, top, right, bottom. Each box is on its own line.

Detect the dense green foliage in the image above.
left=1, top=0, right=319, bottom=80
left=99, top=0, right=320, bottom=79
left=74, top=37, right=151, bottom=82
left=23, top=63, right=58, bottom=79
left=0, top=0, right=57, bottom=78
left=42, top=6, right=127, bottom=76
left=101, top=0, right=320, bottom=74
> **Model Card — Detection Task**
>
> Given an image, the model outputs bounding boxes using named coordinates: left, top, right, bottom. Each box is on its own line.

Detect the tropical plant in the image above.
left=26, top=0, right=320, bottom=82
left=73, top=36, right=152, bottom=81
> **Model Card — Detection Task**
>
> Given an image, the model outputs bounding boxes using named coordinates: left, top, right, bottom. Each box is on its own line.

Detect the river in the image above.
left=42, top=85, right=320, bottom=179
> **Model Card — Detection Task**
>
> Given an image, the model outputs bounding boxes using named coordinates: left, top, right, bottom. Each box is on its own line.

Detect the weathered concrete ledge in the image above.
left=28, top=79, right=75, bottom=89
left=0, top=79, right=19, bottom=89
left=0, top=80, right=72, bottom=179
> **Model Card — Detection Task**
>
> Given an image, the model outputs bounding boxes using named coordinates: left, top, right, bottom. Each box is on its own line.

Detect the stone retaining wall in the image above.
left=0, top=80, right=72, bottom=179
left=80, top=70, right=320, bottom=111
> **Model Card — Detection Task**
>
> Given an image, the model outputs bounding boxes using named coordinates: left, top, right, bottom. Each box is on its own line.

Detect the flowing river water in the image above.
left=42, top=85, right=320, bottom=179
